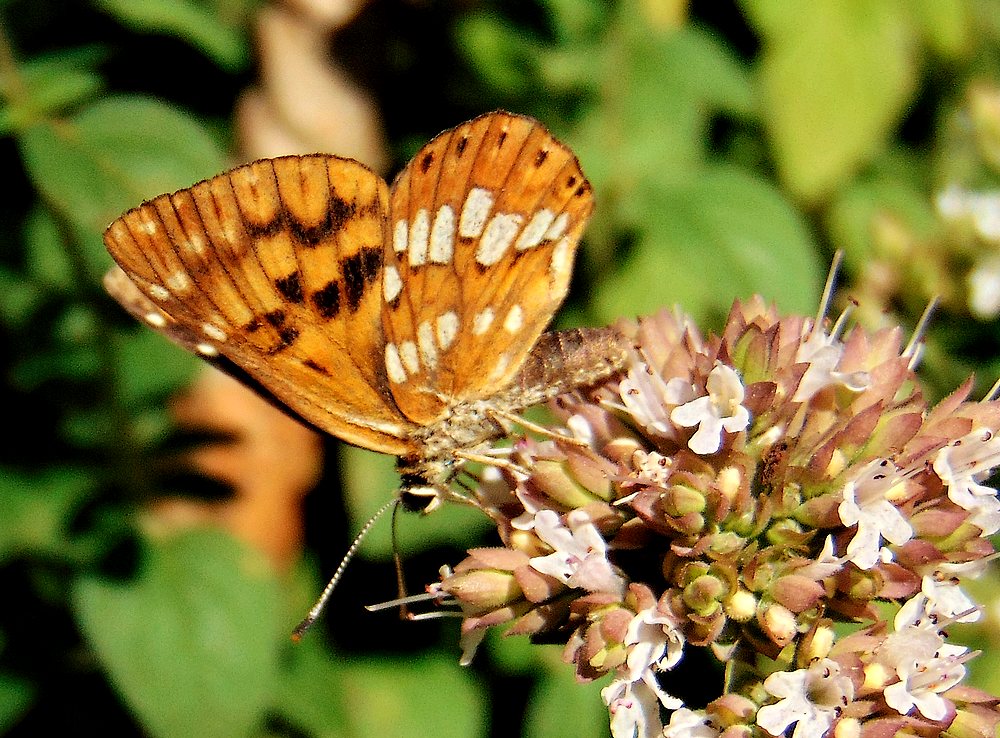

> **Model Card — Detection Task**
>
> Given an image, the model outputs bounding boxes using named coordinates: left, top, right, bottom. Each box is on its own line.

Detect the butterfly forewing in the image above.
left=104, top=155, right=417, bottom=456
left=383, top=112, right=594, bottom=425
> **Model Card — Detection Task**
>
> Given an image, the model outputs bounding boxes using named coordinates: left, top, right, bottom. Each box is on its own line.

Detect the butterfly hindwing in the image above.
left=103, top=155, right=417, bottom=455
left=382, top=111, right=594, bottom=425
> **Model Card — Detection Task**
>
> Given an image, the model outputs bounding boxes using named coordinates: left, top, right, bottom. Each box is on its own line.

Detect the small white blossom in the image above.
left=794, top=535, right=846, bottom=580
left=566, top=413, right=595, bottom=444
left=935, top=183, right=966, bottom=218
left=663, top=708, right=719, bottom=738
left=602, top=674, right=682, bottom=738
left=631, top=450, right=673, bottom=488
left=601, top=608, right=686, bottom=738
left=967, top=260, right=1000, bottom=319
left=878, top=618, right=968, bottom=721
left=896, top=576, right=981, bottom=626
left=670, top=362, right=750, bottom=455
left=456, top=625, right=487, bottom=667
left=937, top=557, right=993, bottom=579
left=619, top=362, right=676, bottom=437
left=623, top=607, right=685, bottom=680
left=529, top=509, right=625, bottom=596
left=793, top=326, right=871, bottom=402
left=936, top=185, right=1000, bottom=240
left=838, top=459, right=913, bottom=569
left=933, top=428, right=1000, bottom=535
left=664, top=376, right=697, bottom=405
left=756, top=659, right=853, bottom=738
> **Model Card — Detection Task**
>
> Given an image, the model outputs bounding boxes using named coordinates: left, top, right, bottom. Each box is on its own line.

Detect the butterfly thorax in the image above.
left=415, top=399, right=504, bottom=456
left=391, top=398, right=506, bottom=511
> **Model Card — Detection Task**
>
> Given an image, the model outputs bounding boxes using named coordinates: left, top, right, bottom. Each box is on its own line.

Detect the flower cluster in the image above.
left=434, top=296, right=1000, bottom=738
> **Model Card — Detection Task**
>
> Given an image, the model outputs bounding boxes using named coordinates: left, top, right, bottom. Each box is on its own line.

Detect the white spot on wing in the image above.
left=459, top=187, right=494, bottom=238
left=472, top=308, right=494, bottom=336
left=140, top=216, right=158, bottom=235
left=476, top=213, right=523, bottom=266
left=202, top=323, right=228, bottom=342
left=196, top=343, right=219, bottom=357
left=383, top=265, right=402, bottom=303
left=544, top=212, right=569, bottom=241
left=385, top=343, right=407, bottom=383
left=436, top=311, right=459, bottom=349
left=515, top=209, right=555, bottom=251
left=400, top=341, right=419, bottom=376
left=417, top=321, right=438, bottom=369
left=409, top=209, right=429, bottom=266
left=221, top=219, right=240, bottom=245
left=145, top=311, right=167, bottom=328
left=503, top=304, right=523, bottom=334
left=166, top=271, right=191, bottom=292
left=149, top=284, right=170, bottom=301
left=489, top=352, right=511, bottom=383
left=550, top=236, right=573, bottom=280
left=430, top=205, right=455, bottom=264
left=393, top=219, right=408, bottom=254
left=184, top=234, right=206, bottom=255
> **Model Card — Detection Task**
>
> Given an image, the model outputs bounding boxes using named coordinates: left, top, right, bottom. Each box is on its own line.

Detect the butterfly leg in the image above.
left=486, top=406, right=590, bottom=447
left=454, top=448, right=530, bottom=477
left=390, top=501, right=416, bottom=620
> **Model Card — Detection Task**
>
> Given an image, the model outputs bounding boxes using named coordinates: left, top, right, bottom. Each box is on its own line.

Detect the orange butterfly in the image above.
left=103, top=111, right=624, bottom=506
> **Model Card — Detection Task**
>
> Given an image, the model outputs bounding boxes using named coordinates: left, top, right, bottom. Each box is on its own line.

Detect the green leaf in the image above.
left=9, top=317, right=103, bottom=391
left=113, top=327, right=198, bottom=405
left=593, top=166, right=823, bottom=326
left=0, top=45, right=107, bottom=135
left=73, top=529, right=283, bottom=738
left=825, top=148, right=938, bottom=271
left=271, top=635, right=350, bottom=737
left=0, top=673, right=34, bottom=734
left=95, top=0, right=253, bottom=71
left=455, top=14, right=546, bottom=99
left=341, top=654, right=484, bottom=738
left=910, top=0, right=972, bottom=58
left=23, top=205, right=75, bottom=290
left=18, top=95, right=227, bottom=273
left=577, top=22, right=751, bottom=190
left=275, top=630, right=485, bottom=737
left=0, top=266, right=44, bottom=329
left=0, top=467, right=94, bottom=564
left=524, top=669, right=607, bottom=738
left=538, top=0, right=607, bottom=42
left=746, top=0, right=920, bottom=203
left=627, top=21, right=752, bottom=118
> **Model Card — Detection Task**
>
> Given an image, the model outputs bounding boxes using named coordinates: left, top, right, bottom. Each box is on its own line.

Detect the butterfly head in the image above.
left=396, top=459, right=455, bottom=514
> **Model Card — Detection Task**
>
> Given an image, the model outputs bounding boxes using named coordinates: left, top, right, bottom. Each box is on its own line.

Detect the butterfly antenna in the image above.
left=292, top=497, right=398, bottom=641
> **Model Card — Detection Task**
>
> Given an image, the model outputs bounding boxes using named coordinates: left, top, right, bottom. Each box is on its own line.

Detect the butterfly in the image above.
left=103, top=111, right=626, bottom=507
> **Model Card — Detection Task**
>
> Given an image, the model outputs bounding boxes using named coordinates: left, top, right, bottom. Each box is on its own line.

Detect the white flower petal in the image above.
left=528, top=510, right=625, bottom=595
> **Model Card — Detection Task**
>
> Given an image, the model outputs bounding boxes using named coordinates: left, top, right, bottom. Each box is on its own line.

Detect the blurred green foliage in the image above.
left=2, top=0, right=1000, bottom=736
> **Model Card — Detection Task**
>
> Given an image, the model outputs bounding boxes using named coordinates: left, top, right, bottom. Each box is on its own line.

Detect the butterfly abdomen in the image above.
left=502, top=327, right=629, bottom=409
